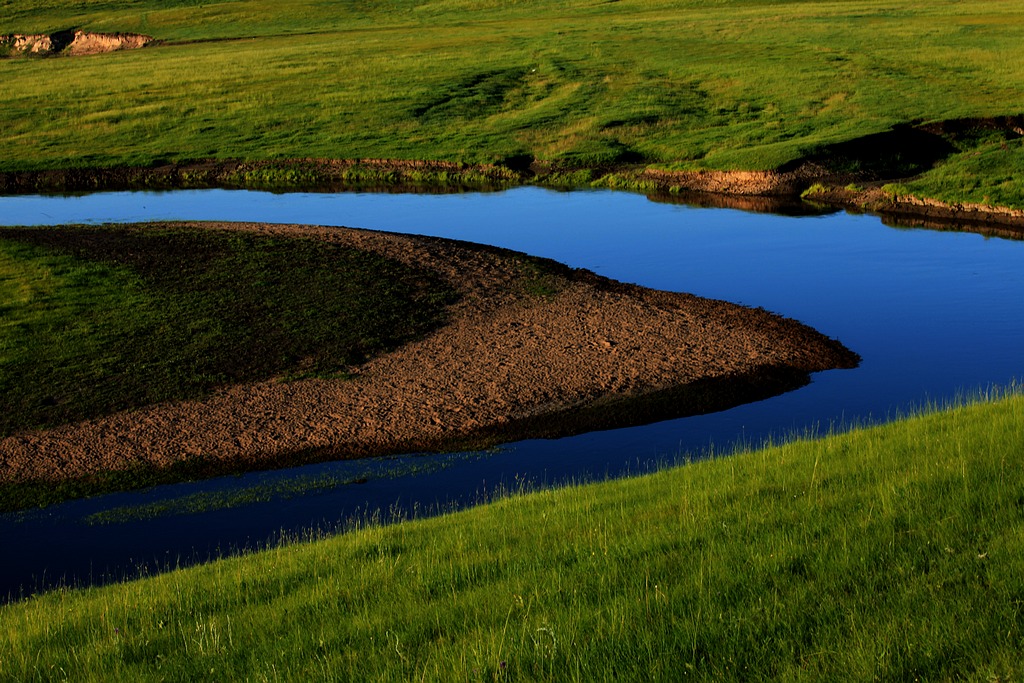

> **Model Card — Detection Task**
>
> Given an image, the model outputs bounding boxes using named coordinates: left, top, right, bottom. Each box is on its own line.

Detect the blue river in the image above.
left=1, top=187, right=1022, bottom=600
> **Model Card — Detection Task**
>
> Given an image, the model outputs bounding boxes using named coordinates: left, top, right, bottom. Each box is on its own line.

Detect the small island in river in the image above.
left=0, top=221, right=859, bottom=499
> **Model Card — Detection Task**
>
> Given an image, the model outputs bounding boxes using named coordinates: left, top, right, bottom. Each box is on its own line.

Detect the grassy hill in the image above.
left=2, top=392, right=1022, bottom=680
left=2, top=0, right=1023, bottom=206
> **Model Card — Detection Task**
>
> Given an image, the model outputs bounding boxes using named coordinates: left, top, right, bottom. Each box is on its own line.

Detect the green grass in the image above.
left=901, top=137, right=1024, bottom=210
left=2, top=0, right=1024, bottom=205
left=2, top=392, right=1022, bottom=680
left=0, top=224, right=457, bottom=437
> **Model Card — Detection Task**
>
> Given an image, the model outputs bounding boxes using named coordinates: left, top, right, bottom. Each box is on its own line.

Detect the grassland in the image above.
left=2, top=3, right=1022, bottom=678
left=2, top=0, right=1024, bottom=207
left=899, top=138, right=1024, bottom=210
left=2, top=392, right=1022, bottom=680
left=0, top=223, right=455, bottom=437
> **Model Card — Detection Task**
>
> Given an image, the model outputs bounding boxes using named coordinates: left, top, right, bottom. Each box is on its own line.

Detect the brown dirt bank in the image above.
left=0, top=221, right=857, bottom=492
left=804, top=186, right=1024, bottom=237
left=0, top=157, right=821, bottom=198
left=1, top=30, right=153, bottom=57
left=3, top=157, right=1021, bottom=235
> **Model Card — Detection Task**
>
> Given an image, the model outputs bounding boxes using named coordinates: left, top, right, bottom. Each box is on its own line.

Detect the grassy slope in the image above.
left=2, top=0, right=1023, bottom=205
left=2, top=393, right=1022, bottom=681
left=901, top=138, right=1024, bottom=210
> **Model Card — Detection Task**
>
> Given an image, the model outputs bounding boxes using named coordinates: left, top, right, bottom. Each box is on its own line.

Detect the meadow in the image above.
left=3, top=3, right=1024, bottom=679
left=1, top=392, right=1022, bottom=681
left=1, top=0, right=1024, bottom=206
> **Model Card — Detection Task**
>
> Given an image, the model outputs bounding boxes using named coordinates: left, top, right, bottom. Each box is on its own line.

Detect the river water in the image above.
left=2, top=187, right=1023, bottom=600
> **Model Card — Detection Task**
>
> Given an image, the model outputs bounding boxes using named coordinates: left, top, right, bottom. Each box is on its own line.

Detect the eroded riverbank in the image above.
left=3, top=150, right=1023, bottom=236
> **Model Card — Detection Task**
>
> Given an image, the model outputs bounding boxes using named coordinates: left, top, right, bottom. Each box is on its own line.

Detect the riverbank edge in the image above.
left=3, top=157, right=1022, bottom=234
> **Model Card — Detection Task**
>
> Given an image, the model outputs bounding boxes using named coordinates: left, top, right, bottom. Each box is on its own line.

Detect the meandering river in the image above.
left=2, top=187, right=1023, bottom=600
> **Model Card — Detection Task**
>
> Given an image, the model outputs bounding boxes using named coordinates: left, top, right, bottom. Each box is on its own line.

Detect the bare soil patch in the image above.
left=1, top=30, right=152, bottom=57
left=0, top=221, right=857, bottom=490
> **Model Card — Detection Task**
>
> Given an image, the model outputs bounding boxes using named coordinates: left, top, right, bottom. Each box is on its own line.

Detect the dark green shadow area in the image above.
left=0, top=224, right=457, bottom=437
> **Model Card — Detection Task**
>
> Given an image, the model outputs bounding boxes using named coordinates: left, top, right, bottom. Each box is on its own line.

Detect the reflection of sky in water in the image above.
left=2, top=187, right=1023, bottom=598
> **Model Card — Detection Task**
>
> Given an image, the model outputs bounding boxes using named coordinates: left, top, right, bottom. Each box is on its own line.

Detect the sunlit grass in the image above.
left=902, top=138, right=1024, bottom=210
left=2, top=391, right=1022, bottom=680
left=2, top=0, right=1023, bottom=204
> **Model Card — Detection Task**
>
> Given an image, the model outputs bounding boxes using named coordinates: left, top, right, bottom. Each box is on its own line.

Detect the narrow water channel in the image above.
left=2, top=187, right=1023, bottom=600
